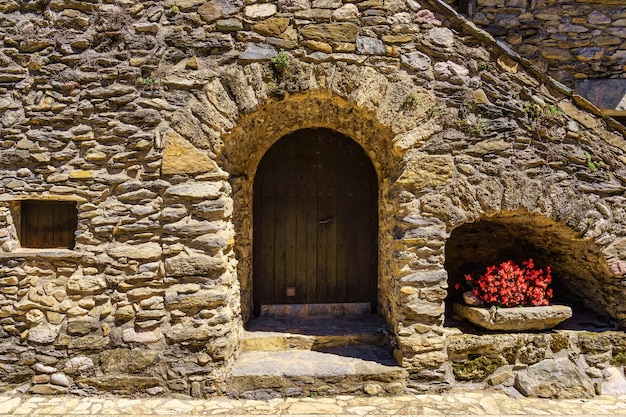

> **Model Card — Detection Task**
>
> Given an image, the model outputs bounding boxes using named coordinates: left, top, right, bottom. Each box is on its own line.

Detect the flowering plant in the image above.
left=456, top=258, right=553, bottom=308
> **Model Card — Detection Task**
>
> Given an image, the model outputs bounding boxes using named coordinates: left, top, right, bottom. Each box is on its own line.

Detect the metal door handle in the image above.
left=318, top=216, right=333, bottom=224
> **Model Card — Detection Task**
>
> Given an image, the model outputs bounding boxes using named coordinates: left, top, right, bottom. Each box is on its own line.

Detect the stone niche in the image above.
left=444, top=213, right=616, bottom=329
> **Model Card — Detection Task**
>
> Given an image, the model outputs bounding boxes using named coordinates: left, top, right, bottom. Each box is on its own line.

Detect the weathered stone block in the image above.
left=67, top=274, right=107, bottom=295
left=162, top=131, right=218, bottom=175
left=300, top=23, right=359, bottom=43
left=28, top=322, right=61, bottom=344
left=107, top=242, right=162, bottom=261
left=101, top=348, right=158, bottom=374
left=164, top=289, right=228, bottom=310
left=454, top=304, right=572, bottom=331
left=165, top=253, right=227, bottom=277
left=397, top=155, right=454, bottom=189
left=165, top=320, right=227, bottom=344
left=164, top=182, right=223, bottom=200
left=515, top=358, right=595, bottom=398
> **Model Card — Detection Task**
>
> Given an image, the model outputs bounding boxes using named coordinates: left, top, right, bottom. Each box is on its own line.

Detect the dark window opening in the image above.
left=21, top=201, right=77, bottom=249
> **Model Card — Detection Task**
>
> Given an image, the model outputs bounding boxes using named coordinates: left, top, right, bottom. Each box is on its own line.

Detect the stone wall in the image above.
left=453, top=0, right=626, bottom=86
left=0, top=0, right=626, bottom=397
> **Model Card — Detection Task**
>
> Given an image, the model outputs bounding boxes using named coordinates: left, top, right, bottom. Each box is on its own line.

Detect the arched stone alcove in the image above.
left=444, top=212, right=616, bottom=328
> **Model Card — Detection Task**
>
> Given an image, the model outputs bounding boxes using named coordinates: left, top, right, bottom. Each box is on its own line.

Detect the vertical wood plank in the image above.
left=334, top=140, right=348, bottom=303
left=294, top=135, right=309, bottom=304
left=254, top=157, right=276, bottom=313
left=284, top=139, right=298, bottom=303
left=345, top=145, right=360, bottom=303
left=273, top=143, right=287, bottom=304
left=316, top=132, right=329, bottom=303
left=306, top=134, right=318, bottom=303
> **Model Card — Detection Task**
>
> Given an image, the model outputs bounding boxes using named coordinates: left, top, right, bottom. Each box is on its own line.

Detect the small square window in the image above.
left=20, top=201, right=77, bottom=249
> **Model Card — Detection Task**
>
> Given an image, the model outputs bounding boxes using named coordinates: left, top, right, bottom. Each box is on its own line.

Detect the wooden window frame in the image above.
left=20, top=200, right=77, bottom=249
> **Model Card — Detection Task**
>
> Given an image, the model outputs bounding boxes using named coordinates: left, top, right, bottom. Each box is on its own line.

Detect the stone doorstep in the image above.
left=228, top=348, right=407, bottom=398
left=242, top=315, right=390, bottom=352
left=260, top=302, right=371, bottom=318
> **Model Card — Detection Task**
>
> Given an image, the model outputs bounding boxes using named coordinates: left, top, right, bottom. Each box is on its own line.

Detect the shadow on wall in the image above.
left=444, top=213, right=617, bottom=331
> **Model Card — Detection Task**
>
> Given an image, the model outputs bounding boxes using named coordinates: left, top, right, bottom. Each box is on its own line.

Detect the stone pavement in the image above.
left=0, top=391, right=625, bottom=416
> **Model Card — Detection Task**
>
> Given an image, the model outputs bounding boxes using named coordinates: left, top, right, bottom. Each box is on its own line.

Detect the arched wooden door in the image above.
left=253, top=129, right=378, bottom=316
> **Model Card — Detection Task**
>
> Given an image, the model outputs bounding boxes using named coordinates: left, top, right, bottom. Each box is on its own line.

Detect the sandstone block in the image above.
left=29, top=384, right=68, bottom=395
left=165, top=253, right=227, bottom=276
left=28, top=322, right=61, bottom=344
left=162, top=130, right=218, bottom=175
left=122, top=328, right=163, bottom=344
left=424, top=27, right=454, bottom=48
left=107, top=242, right=162, bottom=261
left=67, top=274, right=107, bottom=295
left=63, top=356, right=95, bottom=375
left=165, top=321, right=226, bottom=344
left=67, top=317, right=96, bottom=336
left=244, top=3, right=277, bottom=19
left=454, top=304, right=572, bottom=331
left=65, top=335, right=110, bottom=350
left=115, top=305, right=135, bottom=321
left=76, top=376, right=163, bottom=391
left=164, top=182, right=223, bottom=200
left=301, top=23, right=359, bottom=43
left=397, top=155, right=454, bottom=189
left=101, top=348, right=158, bottom=374
left=541, top=47, right=573, bottom=61
left=164, top=289, right=228, bottom=310
left=198, top=0, right=239, bottom=23
left=332, top=4, right=359, bottom=21
left=515, top=358, right=595, bottom=398
left=253, top=18, right=289, bottom=36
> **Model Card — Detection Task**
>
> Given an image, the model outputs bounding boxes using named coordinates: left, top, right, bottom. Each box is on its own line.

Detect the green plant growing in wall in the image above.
left=170, top=5, right=180, bottom=13
left=471, top=115, right=488, bottom=137
left=427, top=105, right=438, bottom=120
left=524, top=101, right=564, bottom=140
left=523, top=102, right=542, bottom=122
left=477, top=60, right=494, bottom=72
left=403, top=92, right=420, bottom=108
left=584, top=151, right=606, bottom=172
left=138, top=77, right=163, bottom=87
left=271, top=50, right=290, bottom=75
left=269, top=50, right=292, bottom=96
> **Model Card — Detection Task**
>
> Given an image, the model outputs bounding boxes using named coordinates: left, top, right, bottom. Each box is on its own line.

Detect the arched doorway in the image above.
left=253, top=128, right=378, bottom=316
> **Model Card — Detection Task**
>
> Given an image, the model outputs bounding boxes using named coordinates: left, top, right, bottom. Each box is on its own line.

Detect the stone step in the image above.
left=242, top=315, right=390, bottom=352
left=228, top=347, right=408, bottom=398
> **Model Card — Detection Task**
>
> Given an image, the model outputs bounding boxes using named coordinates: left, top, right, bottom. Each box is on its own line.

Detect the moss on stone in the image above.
left=611, top=350, right=626, bottom=365
left=550, top=334, right=569, bottom=353
left=453, top=356, right=505, bottom=381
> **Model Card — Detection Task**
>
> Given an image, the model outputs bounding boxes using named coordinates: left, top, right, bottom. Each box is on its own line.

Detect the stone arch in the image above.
left=433, top=165, right=626, bottom=327
left=218, top=91, right=399, bottom=322
left=444, top=212, right=614, bottom=323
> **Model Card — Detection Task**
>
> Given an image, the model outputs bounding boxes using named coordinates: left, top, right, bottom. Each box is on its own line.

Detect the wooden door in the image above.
left=253, top=129, right=378, bottom=315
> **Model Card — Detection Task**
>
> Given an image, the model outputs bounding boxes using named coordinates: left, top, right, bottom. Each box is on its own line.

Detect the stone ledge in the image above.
left=454, top=303, right=573, bottom=331
left=0, top=249, right=85, bottom=260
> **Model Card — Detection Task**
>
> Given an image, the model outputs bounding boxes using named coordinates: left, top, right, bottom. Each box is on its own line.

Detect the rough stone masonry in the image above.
left=1, top=0, right=626, bottom=398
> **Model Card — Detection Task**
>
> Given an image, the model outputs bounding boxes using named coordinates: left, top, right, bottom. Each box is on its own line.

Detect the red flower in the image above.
left=460, top=258, right=553, bottom=308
